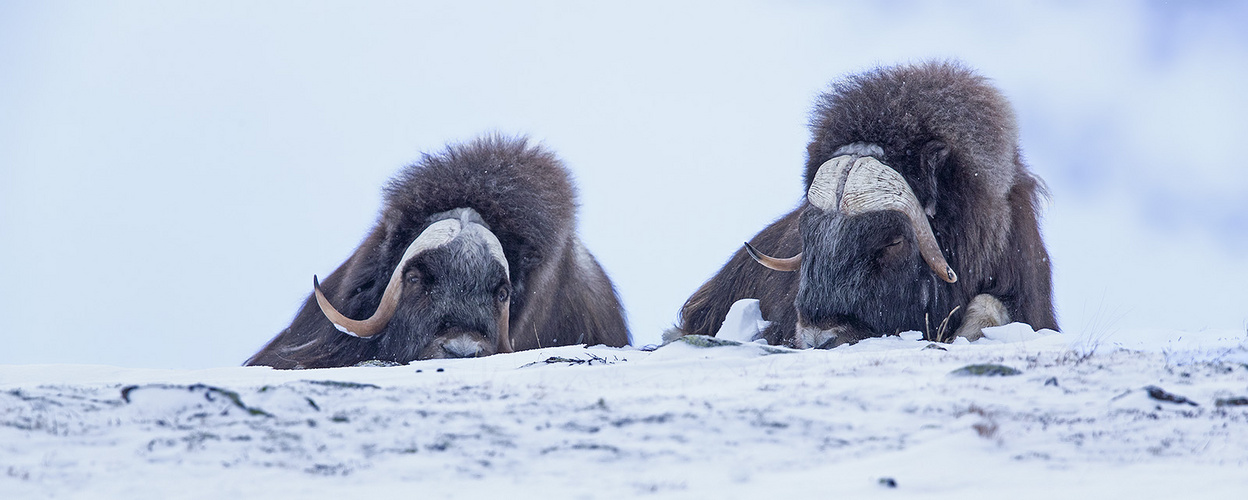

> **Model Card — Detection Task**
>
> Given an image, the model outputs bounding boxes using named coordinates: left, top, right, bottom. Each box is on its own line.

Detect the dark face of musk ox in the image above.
left=382, top=238, right=511, bottom=360
left=793, top=206, right=938, bottom=348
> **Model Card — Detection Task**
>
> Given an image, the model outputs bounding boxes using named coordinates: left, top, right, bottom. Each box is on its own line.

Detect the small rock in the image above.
left=923, top=343, right=947, bottom=351
left=878, top=477, right=897, bottom=488
left=1044, top=377, right=1059, bottom=387
left=1215, top=397, right=1248, bottom=407
left=1144, top=385, right=1198, bottom=406
left=949, top=364, right=1021, bottom=377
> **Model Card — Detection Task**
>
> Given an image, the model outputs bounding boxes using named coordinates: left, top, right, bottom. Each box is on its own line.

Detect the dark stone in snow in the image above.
left=1215, top=397, right=1248, bottom=407
left=949, top=364, right=1022, bottom=377
left=879, top=477, right=898, bottom=488
left=1144, top=385, right=1198, bottom=406
left=1044, top=377, right=1059, bottom=387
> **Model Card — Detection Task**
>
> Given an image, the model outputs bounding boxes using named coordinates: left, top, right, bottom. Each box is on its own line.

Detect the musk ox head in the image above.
left=690, top=61, right=1057, bottom=348
left=747, top=145, right=959, bottom=347
left=313, top=207, right=513, bottom=360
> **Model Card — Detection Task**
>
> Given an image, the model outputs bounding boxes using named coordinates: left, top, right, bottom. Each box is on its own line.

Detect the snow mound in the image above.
left=714, top=299, right=772, bottom=343
left=3, top=326, right=1248, bottom=499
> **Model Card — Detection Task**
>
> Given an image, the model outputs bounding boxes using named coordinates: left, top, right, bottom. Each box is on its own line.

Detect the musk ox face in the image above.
left=793, top=206, right=934, bottom=348
left=747, top=148, right=959, bottom=349
left=314, top=208, right=513, bottom=360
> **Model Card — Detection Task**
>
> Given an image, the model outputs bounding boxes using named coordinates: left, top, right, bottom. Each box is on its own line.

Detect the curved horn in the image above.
left=743, top=241, right=802, bottom=272
left=314, top=218, right=464, bottom=337
left=313, top=274, right=400, bottom=338
left=837, top=156, right=958, bottom=283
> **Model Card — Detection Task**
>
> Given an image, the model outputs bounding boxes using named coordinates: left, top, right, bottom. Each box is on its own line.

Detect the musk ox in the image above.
left=247, top=135, right=630, bottom=368
left=678, top=61, right=1057, bottom=348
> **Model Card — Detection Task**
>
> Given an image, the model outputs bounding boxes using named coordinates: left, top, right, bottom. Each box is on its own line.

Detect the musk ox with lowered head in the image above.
left=678, top=61, right=1057, bottom=348
left=247, top=135, right=630, bottom=368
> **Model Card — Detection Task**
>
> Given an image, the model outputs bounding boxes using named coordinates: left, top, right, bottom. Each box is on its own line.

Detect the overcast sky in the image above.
left=3, top=1, right=1246, bottom=368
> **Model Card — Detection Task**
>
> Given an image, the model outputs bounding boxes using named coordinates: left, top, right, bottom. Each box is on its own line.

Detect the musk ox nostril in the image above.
left=442, top=335, right=484, bottom=358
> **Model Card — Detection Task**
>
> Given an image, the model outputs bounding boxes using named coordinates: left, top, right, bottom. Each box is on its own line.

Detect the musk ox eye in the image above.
left=879, top=236, right=907, bottom=264
left=495, top=285, right=510, bottom=303
left=404, top=270, right=420, bottom=285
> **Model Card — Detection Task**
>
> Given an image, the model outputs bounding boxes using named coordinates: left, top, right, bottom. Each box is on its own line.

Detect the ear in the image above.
left=919, top=140, right=949, bottom=217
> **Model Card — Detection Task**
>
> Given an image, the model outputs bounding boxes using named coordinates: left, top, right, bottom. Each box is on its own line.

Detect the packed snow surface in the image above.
left=3, top=323, right=1248, bottom=499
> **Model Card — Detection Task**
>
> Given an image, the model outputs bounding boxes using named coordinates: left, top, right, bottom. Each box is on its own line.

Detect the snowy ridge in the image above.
left=3, top=324, right=1248, bottom=499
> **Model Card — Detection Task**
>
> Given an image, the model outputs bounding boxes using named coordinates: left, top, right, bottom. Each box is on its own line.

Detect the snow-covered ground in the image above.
left=4, top=317, right=1247, bottom=499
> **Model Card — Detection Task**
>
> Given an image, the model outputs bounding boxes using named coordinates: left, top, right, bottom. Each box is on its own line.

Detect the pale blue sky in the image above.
left=3, top=1, right=1246, bottom=368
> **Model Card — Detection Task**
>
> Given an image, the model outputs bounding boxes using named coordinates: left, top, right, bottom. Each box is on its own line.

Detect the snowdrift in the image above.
left=3, top=323, right=1247, bottom=499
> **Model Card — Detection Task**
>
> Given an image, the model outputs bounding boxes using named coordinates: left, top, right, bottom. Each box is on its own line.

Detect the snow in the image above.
left=4, top=316, right=1247, bottom=498
left=713, top=298, right=772, bottom=343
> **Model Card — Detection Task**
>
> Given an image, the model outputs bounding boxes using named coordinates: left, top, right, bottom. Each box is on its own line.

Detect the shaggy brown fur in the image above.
left=680, top=61, right=1057, bottom=346
left=248, top=135, right=630, bottom=368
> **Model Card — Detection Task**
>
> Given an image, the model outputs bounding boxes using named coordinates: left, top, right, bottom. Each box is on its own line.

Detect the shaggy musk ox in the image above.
left=678, top=61, right=1058, bottom=348
left=248, top=136, right=630, bottom=368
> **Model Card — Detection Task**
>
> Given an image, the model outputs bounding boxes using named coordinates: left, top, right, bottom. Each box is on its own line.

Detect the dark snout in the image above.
left=399, top=249, right=511, bottom=360
left=794, top=208, right=934, bottom=348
